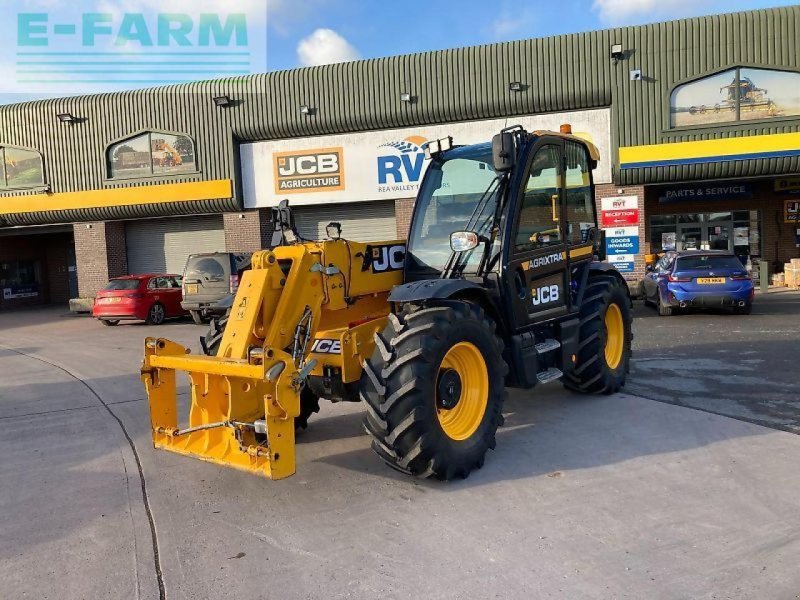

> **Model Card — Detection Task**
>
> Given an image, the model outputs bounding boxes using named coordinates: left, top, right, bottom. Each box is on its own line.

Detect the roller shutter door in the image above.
left=125, top=215, right=226, bottom=275
left=292, top=201, right=397, bottom=243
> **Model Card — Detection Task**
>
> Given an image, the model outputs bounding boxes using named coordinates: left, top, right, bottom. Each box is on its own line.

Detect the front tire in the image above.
left=564, top=276, right=632, bottom=395
left=360, top=302, right=507, bottom=480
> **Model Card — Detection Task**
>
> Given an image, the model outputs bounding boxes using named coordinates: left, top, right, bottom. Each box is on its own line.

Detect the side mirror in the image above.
left=450, top=231, right=479, bottom=252
left=492, top=132, right=515, bottom=172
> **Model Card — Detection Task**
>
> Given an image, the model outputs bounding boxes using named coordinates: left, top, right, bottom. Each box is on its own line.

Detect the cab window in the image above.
left=515, top=146, right=562, bottom=252
left=564, top=141, right=594, bottom=245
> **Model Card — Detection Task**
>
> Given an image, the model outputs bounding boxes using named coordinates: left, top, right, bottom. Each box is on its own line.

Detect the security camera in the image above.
left=630, top=69, right=642, bottom=81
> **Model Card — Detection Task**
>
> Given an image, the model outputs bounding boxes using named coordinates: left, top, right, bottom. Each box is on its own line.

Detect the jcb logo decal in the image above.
left=274, top=147, right=345, bottom=194
left=310, top=339, right=342, bottom=354
left=371, top=244, right=406, bottom=273
left=531, top=284, right=560, bottom=307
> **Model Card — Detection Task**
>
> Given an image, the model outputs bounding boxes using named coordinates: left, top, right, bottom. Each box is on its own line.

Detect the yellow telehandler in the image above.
left=142, top=125, right=633, bottom=480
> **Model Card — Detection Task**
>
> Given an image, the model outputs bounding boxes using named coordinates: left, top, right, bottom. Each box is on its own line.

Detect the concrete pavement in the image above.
left=1, top=308, right=799, bottom=599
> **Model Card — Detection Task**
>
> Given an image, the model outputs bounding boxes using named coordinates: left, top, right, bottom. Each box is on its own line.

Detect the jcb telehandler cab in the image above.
left=141, top=126, right=633, bottom=481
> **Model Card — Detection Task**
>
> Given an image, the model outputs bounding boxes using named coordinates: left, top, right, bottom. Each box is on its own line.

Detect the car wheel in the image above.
left=146, top=303, right=166, bottom=325
left=101, top=319, right=120, bottom=327
left=657, top=294, right=673, bottom=317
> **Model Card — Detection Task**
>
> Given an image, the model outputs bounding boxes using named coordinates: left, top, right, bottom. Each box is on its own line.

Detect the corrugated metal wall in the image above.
left=0, top=6, right=798, bottom=222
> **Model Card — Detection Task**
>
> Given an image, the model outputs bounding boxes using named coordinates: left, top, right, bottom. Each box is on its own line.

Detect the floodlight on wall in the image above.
left=610, top=44, right=624, bottom=62
left=57, top=112, right=78, bottom=124
left=213, top=95, right=233, bottom=108
left=508, top=81, right=523, bottom=92
left=400, top=92, right=412, bottom=103
left=299, top=104, right=316, bottom=116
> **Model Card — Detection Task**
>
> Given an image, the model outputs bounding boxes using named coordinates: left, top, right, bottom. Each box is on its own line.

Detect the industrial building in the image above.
left=0, top=6, right=798, bottom=309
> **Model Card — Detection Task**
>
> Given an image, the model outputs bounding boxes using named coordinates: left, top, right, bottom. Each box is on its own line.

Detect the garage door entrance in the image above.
left=125, top=215, right=225, bottom=275
left=293, top=201, right=398, bottom=242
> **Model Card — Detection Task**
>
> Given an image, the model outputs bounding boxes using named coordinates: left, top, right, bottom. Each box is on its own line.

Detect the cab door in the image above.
left=503, top=141, right=570, bottom=331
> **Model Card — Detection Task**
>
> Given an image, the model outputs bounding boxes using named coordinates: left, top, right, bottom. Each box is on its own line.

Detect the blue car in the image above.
left=641, top=250, right=754, bottom=316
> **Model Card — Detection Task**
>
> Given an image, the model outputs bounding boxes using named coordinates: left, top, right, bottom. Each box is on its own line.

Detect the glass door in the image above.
left=706, top=222, right=734, bottom=251
left=676, top=224, right=702, bottom=250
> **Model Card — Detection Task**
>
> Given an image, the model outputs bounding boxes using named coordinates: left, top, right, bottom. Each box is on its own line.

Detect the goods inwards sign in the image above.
left=273, top=148, right=345, bottom=194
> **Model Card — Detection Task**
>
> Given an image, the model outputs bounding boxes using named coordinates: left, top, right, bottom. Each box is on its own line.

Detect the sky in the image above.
left=0, top=0, right=796, bottom=105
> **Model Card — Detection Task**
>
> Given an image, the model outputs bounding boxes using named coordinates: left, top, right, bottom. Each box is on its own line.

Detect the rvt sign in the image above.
left=377, top=136, right=428, bottom=193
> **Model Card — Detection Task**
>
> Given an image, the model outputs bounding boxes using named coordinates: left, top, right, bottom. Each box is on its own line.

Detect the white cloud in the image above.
left=592, top=0, right=713, bottom=24
left=297, top=28, right=359, bottom=67
left=490, top=9, right=535, bottom=40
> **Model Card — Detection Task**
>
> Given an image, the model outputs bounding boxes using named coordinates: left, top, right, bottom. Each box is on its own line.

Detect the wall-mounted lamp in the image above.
left=508, top=81, right=524, bottom=92
left=299, top=105, right=316, bottom=116
left=57, top=112, right=80, bottom=124
left=400, top=92, right=413, bottom=103
left=610, top=44, right=624, bottom=62
left=213, top=95, right=233, bottom=108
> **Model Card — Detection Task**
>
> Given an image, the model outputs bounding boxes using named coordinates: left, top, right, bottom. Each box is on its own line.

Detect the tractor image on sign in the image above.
left=141, top=125, right=633, bottom=480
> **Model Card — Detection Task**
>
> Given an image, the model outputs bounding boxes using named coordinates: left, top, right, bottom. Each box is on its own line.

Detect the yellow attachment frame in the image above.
left=141, top=240, right=403, bottom=479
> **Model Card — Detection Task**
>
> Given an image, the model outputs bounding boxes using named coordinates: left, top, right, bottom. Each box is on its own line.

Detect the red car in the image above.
left=93, top=274, right=186, bottom=326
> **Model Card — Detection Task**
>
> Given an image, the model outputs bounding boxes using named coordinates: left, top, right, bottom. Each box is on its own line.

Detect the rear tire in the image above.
left=190, top=310, right=205, bottom=325
left=657, top=294, right=673, bottom=317
left=101, top=319, right=120, bottom=327
left=563, top=276, right=632, bottom=395
left=146, top=303, right=166, bottom=325
left=360, top=302, right=507, bottom=480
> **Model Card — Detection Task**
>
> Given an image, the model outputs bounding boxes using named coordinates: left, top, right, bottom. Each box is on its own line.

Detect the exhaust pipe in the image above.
left=738, top=300, right=746, bottom=307
left=679, top=301, right=688, bottom=308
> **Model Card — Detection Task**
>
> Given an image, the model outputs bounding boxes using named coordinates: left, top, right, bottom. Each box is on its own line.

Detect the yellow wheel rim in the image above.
left=604, top=303, right=624, bottom=370
left=436, top=342, right=489, bottom=441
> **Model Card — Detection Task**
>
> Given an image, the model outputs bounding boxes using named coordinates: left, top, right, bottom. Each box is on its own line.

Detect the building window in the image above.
left=108, top=131, right=197, bottom=178
left=0, top=146, right=44, bottom=188
left=671, top=68, right=800, bottom=128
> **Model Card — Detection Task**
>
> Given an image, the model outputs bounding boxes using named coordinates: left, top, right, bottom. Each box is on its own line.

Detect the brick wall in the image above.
left=73, top=222, right=127, bottom=298
left=224, top=210, right=274, bottom=251
left=595, top=184, right=646, bottom=285
left=395, top=198, right=415, bottom=239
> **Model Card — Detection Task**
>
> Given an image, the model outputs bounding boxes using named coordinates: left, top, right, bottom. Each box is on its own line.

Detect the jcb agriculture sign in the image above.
left=273, top=148, right=345, bottom=194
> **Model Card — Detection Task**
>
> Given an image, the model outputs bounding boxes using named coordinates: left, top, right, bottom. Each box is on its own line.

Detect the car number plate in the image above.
left=697, top=277, right=726, bottom=284
left=103, top=297, right=122, bottom=303
left=186, top=284, right=199, bottom=294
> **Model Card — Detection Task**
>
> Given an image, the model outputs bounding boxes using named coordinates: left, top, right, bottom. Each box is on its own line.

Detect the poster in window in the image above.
left=152, top=134, right=196, bottom=174
left=110, top=134, right=151, bottom=178
left=738, top=69, right=800, bottom=121
left=670, top=70, right=738, bottom=127
left=3, top=147, right=44, bottom=188
left=661, top=232, right=676, bottom=251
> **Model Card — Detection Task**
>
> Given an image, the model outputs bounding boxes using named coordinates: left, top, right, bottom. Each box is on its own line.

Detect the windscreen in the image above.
left=406, top=145, right=500, bottom=272
left=675, top=255, right=744, bottom=271
left=104, top=279, right=140, bottom=291
left=185, top=256, right=228, bottom=281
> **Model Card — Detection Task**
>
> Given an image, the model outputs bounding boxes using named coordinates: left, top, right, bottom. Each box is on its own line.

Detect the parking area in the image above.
left=1, top=296, right=799, bottom=599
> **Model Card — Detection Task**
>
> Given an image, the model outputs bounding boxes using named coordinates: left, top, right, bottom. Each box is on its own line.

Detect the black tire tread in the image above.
left=360, top=302, right=507, bottom=481
left=563, top=276, right=633, bottom=395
